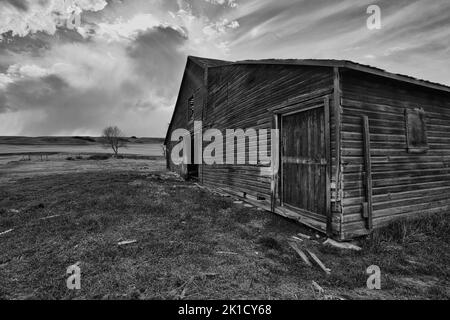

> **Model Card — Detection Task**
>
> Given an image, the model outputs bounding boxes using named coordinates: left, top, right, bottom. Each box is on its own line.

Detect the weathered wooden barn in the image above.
left=164, top=56, right=450, bottom=240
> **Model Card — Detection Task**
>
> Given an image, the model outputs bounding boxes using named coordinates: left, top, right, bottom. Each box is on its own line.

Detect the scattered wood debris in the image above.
left=311, top=281, right=324, bottom=294
left=38, top=214, right=69, bottom=220
left=307, top=250, right=331, bottom=275
left=161, top=172, right=184, bottom=181
left=233, top=201, right=243, bottom=204
left=296, top=232, right=311, bottom=240
left=210, top=187, right=229, bottom=197
left=194, top=183, right=228, bottom=197
left=128, top=180, right=144, bottom=186
left=405, top=257, right=426, bottom=267
left=150, top=172, right=184, bottom=182
left=323, top=238, right=362, bottom=251
left=8, top=209, right=19, bottom=214
left=118, top=240, right=137, bottom=246
left=243, top=204, right=253, bottom=208
left=200, top=272, right=218, bottom=278
left=216, top=251, right=238, bottom=255
left=0, top=229, right=13, bottom=236
left=288, top=241, right=312, bottom=266
left=291, top=236, right=304, bottom=242
left=169, top=275, right=196, bottom=300
left=194, top=183, right=207, bottom=190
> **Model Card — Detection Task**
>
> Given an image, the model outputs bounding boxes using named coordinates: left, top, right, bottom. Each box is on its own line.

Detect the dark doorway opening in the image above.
left=187, top=136, right=198, bottom=180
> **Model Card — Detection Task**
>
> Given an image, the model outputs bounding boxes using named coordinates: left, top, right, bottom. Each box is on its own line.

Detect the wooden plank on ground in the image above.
left=0, top=229, right=13, bottom=236
left=307, top=250, right=331, bottom=275
left=288, top=241, right=312, bottom=266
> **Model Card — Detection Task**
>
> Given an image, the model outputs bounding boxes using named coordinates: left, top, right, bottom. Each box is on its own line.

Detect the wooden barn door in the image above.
left=281, top=101, right=330, bottom=218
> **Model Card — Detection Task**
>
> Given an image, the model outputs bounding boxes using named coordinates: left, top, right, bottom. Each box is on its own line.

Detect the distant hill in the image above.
left=0, top=136, right=165, bottom=145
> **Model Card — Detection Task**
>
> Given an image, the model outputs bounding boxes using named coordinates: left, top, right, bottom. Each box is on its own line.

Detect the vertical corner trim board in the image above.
left=270, top=113, right=280, bottom=212
left=361, top=115, right=373, bottom=231
left=324, top=96, right=332, bottom=236
left=333, top=67, right=343, bottom=238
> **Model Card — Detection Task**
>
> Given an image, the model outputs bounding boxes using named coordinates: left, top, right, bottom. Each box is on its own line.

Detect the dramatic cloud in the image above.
left=0, top=0, right=449, bottom=137
left=204, top=0, right=238, bottom=8
left=227, top=0, right=450, bottom=84
left=1, top=0, right=28, bottom=12
left=0, top=0, right=107, bottom=39
left=0, top=29, right=179, bottom=135
left=0, top=0, right=242, bottom=136
left=0, top=73, right=13, bottom=89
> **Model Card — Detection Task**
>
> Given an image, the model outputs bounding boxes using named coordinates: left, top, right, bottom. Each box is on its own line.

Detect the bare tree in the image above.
left=101, top=126, right=127, bottom=156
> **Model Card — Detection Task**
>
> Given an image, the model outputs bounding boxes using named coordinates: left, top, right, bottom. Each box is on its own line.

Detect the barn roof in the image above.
left=188, top=55, right=450, bottom=93
left=164, top=56, right=449, bottom=145
left=188, top=56, right=231, bottom=68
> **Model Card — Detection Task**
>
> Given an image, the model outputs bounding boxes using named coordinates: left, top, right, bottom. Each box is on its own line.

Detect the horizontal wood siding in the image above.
left=165, top=60, right=205, bottom=177
left=340, top=69, right=450, bottom=238
left=202, top=64, right=335, bottom=231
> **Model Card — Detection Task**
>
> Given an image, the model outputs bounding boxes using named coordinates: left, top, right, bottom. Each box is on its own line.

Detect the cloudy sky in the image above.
left=0, top=0, right=449, bottom=137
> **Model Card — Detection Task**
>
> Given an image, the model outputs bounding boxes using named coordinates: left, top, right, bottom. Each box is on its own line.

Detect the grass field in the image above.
left=0, top=136, right=164, bottom=158
left=0, top=136, right=164, bottom=145
left=0, top=157, right=449, bottom=299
